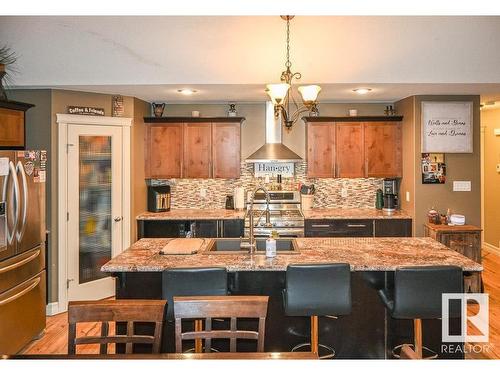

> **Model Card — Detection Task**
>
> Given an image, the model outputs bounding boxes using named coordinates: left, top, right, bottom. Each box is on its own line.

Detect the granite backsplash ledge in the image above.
left=152, top=162, right=383, bottom=209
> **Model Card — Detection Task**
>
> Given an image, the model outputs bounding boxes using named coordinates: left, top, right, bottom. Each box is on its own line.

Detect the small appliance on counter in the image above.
left=225, top=195, right=235, bottom=209
left=147, top=185, right=171, bottom=212
left=449, top=214, right=466, bottom=226
left=234, top=187, right=245, bottom=210
left=382, top=178, right=399, bottom=213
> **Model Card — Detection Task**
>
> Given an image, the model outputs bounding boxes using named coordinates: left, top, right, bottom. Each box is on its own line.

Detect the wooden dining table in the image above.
left=4, top=352, right=319, bottom=360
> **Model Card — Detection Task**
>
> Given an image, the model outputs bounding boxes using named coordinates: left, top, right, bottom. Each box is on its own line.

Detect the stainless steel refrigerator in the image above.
left=0, top=150, right=46, bottom=354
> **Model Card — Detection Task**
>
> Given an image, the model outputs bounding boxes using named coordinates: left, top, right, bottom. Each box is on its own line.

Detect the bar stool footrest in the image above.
left=292, top=342, right=335, bottom=359
left=392, top=344, right=438, bottom=359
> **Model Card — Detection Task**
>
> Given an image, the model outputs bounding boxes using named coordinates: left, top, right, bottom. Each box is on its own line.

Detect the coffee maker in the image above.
left=147, top=185, right=171, bottom=212
left=382, top=179, right=399, bottom=213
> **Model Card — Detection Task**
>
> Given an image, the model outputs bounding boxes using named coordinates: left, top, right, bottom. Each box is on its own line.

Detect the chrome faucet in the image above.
left=241, top=185, right=271, bottom=253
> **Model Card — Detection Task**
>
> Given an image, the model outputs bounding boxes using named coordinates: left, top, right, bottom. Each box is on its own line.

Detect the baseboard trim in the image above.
left=46, top=302, right=62, bottom=316
left=483, top=242, right=500, bottom=257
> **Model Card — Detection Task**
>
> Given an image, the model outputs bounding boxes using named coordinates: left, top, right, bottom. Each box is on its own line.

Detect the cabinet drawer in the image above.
left=0, top=247, right=45, bottom=293
left=305, top=219, right=373, bottom=237
left=0, top=271, right=46, bottom=354
left=374, top=219, right=412, bottom=237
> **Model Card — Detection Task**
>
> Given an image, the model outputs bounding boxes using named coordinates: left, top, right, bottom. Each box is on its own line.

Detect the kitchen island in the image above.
left=102, top=237, right=481, bottom=359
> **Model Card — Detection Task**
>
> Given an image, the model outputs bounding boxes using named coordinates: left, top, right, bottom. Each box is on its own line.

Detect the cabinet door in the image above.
left=364, top=122, right=402, bottom=178
left=306, top=122, right=335, bottom=177
left=184, top=123, right=212, bottom=178
left=212, top=122, right=241, bottom=178
left=0, top=108, right=25, bottom=148
left=374, top=219, right=412, bottom=237
left=146, top=123, right=183, bottom=178
left=336, top=122, right=365, bottom=178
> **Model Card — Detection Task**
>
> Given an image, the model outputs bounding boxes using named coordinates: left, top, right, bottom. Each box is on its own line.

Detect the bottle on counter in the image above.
left=266, top=231, right=279, bottom=258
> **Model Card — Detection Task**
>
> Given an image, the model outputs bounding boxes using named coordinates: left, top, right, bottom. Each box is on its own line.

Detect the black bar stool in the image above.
left=162, top=267, right=228, bottom=352
left=378, top=266, right=463, bottom=359
left=283, top=263, right=351, bottom=359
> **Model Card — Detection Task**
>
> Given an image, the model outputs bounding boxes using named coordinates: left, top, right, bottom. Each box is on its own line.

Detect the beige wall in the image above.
left=396, top=95, right=481, bottom=237
left=131, top=98, right=150, bottom=241
left=481, top=107, right=500, bottom=248
left=394, top=96, right=417, bottom=234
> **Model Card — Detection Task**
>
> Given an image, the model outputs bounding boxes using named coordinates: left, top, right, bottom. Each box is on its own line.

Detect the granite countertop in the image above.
left=101, top=237, right=481, bottom=273
left=302, top=208, right=412, bottom=220
left=136, top=209, right=246, bottom=221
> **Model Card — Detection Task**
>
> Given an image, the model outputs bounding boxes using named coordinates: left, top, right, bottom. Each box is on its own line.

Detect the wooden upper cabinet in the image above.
left=212, top=122, right=241, bottom=178
left=183, top=122, right=212, bottom=178
left=335, top=123, right=365, bottom=178
left=146, top=123, right=183, bottom=178
left=364, top=122, right=402, bottom=178
left=306, top=122, right=335, bottom=177
left=0, top=101, right=34, bottom=149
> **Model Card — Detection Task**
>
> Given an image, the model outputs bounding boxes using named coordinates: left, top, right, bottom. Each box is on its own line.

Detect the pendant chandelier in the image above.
left=265, top=16, right=321, bottom=130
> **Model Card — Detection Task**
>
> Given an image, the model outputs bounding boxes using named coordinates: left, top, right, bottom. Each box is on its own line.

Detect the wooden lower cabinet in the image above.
left=137, top=219, right=244, bottom=239
left=305, top=218, right=412, bottom=237
left=424, top=224, right=482, bottom=293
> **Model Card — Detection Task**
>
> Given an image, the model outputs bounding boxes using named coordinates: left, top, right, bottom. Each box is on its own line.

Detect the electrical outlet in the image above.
left=200, top=188, right=207, bottom=198
left=341, top=188, right=348, bottom=198
left=406, top=191, right=410, bottom=202
left=453, top=181, right=471, bottom=192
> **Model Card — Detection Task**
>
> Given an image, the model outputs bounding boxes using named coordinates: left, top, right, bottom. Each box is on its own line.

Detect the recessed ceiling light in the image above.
left=177, top=89, right=198, bottom=95
left=353, top=88, right=372, bottom=95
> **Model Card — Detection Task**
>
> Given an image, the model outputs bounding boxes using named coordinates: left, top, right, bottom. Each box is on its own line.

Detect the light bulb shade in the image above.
left=298, top=85, right=321, bottom=103
left=266, top=83, right=290, bottom=105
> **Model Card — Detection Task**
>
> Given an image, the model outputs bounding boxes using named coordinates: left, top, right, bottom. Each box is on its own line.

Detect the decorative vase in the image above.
left=152, top=102, right=165, bottom=118
left=228, top=103, right=237, bottom=117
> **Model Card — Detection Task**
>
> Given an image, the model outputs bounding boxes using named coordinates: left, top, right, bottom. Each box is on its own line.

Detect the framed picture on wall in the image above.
left=421, top=101, right=473, bottom=153
left=421, top=153, right=446, bottom=184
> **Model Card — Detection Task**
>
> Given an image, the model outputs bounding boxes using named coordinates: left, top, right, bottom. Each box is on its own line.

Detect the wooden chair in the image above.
left=173, top=295, right=269, bottom=353
left=68, top=299, right=167, bottom=355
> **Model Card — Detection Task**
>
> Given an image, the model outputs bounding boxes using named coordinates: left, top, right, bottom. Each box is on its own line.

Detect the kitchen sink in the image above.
left=206, top=238, right=299, bottom=254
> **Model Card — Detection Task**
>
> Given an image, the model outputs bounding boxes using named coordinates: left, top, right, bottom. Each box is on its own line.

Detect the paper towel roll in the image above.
left=234, top=187, right=245, bottom=210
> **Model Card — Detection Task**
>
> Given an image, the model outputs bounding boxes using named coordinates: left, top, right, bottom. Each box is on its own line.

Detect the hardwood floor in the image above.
left=466, top=249, right=500, bottom=359
left=21, top=251, right=500, bottom=358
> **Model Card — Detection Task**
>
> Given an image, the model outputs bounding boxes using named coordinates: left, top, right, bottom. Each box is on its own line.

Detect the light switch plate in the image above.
left=341, top=188, right=348, bottom=198
left=406, top=191, right=410, bottom=202
left=200, top=188, right=207, bottom=198
left=453, top=181, right=472, bottom=192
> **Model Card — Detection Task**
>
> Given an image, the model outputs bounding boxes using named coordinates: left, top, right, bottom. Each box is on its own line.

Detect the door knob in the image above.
left=114, top=216, right=123, bottom=222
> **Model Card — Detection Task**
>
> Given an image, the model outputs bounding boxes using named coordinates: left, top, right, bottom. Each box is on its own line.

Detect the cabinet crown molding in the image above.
left=303, top=116, right=403, bottom=122
left=144, top=116, right=245, bottom=123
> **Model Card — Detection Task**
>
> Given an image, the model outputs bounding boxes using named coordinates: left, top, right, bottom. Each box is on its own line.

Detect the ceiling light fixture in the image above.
left=353, top=88, right=372, bottom=95
left=265, top=16, right=321, bottom=130
left=177, top=89, right=197, bottom=95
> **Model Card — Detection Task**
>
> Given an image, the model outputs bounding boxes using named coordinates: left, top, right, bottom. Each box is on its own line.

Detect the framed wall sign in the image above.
left=421, top=101, right=473, bottom=153
left=254, top=162, right=294, bottom=177
left=67, top=106, right=105, bottom=116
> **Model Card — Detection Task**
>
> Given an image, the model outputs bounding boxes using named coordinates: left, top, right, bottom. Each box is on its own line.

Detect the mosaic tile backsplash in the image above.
left=153, top=162, right=384, bottom=209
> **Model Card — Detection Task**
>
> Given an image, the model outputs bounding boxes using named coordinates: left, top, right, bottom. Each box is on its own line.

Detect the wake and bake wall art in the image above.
left=421, top=101, right=473, bottom=153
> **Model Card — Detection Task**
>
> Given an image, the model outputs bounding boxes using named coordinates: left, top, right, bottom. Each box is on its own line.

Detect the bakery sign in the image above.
left=67, top=106, right=105, bottom=116
left=254, top=162, right=294, bottom=177
left=421, top=101, right=473, bottom=153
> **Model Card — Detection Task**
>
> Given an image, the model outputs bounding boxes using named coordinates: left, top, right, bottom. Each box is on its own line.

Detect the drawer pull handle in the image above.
left=347, top=224, right=367, bottom=228
left=311, top=224, right=330, bottom=228
left=0, top=249, right=41, bottom=274
left=0, top=276, right=41, bottom=307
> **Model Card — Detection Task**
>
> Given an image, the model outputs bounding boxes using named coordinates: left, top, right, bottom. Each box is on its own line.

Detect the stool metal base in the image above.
left=391, top=344, right=438, bottom=359
left=292, top=342, right=336, bottom=360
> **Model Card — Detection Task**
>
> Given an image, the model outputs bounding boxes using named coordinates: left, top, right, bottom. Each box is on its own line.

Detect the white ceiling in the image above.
left=2, top=16, right=500, bottom=103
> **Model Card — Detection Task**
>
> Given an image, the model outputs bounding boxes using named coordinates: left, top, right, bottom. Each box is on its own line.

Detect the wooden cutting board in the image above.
left=159, top=238, right=204, bottom=255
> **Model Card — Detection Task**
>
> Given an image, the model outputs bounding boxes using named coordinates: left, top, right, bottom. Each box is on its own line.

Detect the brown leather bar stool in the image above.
left=162, top=267, right=228, bottom=353
left=378, top=266, right=463, bottom=359
left=283, top=263, right=351, bottom=359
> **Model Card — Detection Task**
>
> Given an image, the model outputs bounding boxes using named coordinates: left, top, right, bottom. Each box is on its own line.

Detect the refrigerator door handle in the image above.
left=16, top=161, right=29, bottom=242
left=2, top=161, right=20, bottom=245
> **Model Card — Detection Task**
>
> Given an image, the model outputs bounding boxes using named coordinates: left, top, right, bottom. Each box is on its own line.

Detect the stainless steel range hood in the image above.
left=245, top=102, right=302, bottom=163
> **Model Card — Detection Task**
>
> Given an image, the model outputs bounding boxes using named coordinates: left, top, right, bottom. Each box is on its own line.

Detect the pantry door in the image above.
left=66, top=124, right=123, bottom=301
